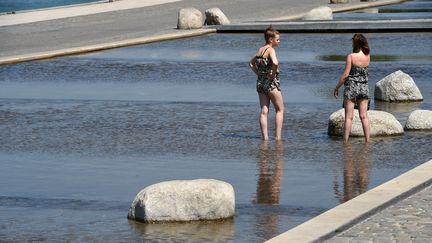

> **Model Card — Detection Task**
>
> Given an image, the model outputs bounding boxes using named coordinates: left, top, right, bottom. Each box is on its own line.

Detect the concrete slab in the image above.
left=0, top=28, right=216, bottom=65
left=214, top=19, right=432, bottom=33
left=265, top=159, right=432, bottom=243
left=0, top=0, right=181, bottom=27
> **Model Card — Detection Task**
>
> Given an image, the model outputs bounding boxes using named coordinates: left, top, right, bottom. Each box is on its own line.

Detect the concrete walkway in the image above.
left=327, top=185, right=432, bottom=243
left=0, top=0, right=406, bottom=64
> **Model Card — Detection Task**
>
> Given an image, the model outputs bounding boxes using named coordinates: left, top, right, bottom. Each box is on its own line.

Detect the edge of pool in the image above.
left=0, top=0, right=413, bottom=66
left=265, top=159, right=432, bottom=243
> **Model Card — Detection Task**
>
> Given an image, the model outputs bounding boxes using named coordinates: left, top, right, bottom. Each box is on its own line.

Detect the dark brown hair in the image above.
left=352, top=34, right=370, bottom=55
left=264, top=25, right=280, bottom=44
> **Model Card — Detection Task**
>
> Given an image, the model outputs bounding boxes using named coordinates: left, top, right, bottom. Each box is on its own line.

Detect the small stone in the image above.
left=204, top=8, right=230, bottom=25
left=302, top=6, right=333, bottom=20
left=177, top=8, right=203, bottom=30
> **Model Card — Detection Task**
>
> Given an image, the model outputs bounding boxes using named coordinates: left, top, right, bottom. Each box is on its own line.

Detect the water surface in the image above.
left=0, top=32, right=431, bottom=242
left=0, top=0, right=103, bottom=13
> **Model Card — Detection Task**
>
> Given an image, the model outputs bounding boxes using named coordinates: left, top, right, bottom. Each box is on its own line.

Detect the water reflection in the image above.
left=128, top=219, right=235, bottom=242
left=255, top=141, right=285, bottom=205
left=335, top=143, right=370, bottom=203
left=253, top=141, right=285, bottom=240
left=374, top=100, right=423, bottom=114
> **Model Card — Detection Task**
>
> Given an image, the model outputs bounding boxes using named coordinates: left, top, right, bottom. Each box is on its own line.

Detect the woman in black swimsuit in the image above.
left=334, top=34, right=371, bottom=143
left=249, top=26, right=284, bottom=141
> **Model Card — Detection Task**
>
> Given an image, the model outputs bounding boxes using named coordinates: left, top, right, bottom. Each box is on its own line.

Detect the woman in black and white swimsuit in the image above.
left=249, top=26, right=284, bottom=141
left=334, top=34, right=371, bottom=143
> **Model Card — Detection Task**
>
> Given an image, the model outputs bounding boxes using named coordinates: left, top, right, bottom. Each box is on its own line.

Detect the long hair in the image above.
left=264, top=25, right=279, bottom=44
left=352, top=34, right=370, bottom=55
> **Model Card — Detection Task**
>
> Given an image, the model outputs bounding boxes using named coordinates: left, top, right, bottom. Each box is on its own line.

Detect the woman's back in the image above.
left=350, top=51, right=370, bottom=68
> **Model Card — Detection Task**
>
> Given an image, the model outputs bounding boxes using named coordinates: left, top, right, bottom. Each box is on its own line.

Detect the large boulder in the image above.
left=177, top=8, right=203, bottom=30
left=374, top=70, right=423, bottom=102
left=330, top=0, right=349, bottom=3
left=205, top=8, right=230, bottom=25
left=128, top=179, right=235, bottom=223
left=302, top=6, right=333, bottom=20
left=405, top=110, right=432, bottom=130
left=328, top=109, right=404, bottom=137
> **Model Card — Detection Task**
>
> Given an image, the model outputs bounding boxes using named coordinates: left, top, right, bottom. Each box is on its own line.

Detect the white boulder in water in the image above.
left=405, top=110, right=432, bottom=130
left=328, top=109, right=404, bottom=137
left=128, top=179, right=235, bottom=223
left=374, top=70, right=423, bottom=102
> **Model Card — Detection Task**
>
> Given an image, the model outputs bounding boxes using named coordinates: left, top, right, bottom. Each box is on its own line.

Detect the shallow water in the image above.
left=0, top=0, right=102, bottom=13
left=335, top=0, right=432, bottom=20
left=0, top=32, right=431, bottom=242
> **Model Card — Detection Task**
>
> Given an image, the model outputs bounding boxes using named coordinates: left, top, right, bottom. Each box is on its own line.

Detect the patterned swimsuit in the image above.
left=344, top=65, right=369, bottom=102
left=255, top=48, right=281, bottom=94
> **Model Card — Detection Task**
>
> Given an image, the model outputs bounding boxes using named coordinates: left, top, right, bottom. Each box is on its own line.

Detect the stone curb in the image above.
left=214, top=19, right=432, bottom=33
left=267, top=0, right=408, bottom=21
left=265, top=159, right=432, bottom=243
left=0, top=29, right=216, bottom=65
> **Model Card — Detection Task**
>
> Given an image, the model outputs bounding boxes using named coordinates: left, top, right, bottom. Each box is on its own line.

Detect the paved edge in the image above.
left=0, top=29, right=216, bottom=65
left=267, top=0, right=408, bottom=21
left=265, top=159, right=432, bottom=243
left=214, top=19, right=432, bottom=33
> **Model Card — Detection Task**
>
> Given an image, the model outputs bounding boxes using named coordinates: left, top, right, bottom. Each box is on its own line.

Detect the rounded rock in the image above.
left=302, top=6, right=333, bottom=20
left=205, top=8, right=230, bottom=25
left=374, top=70, right=423, bottom=102
left=177, top=8, right=203, bottom=30
left=405, top=110, right=432, bottom=130
left=328, top=109, right=404, bottom=137
left=128, top=179, right=235, bottom=223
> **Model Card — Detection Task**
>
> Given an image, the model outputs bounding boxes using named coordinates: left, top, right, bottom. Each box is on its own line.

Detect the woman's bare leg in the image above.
left=343, top=99, right=355, bottom=143
left=259, top=93, right=270, bottom=140
left=358, top=99, right=371, bottom=143
left=269, top=89, right=284, bottom=140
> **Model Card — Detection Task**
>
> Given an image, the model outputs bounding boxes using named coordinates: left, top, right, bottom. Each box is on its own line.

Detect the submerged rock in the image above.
left=177, top=8, right=203, bottom=29
left=405, top=110, right=432, bottom=130
left=128, top=179, right=235, bottom=223
left=302, top=6, right=333, bottom=20
left=205, top=8, right=230, bottom=25
left=374, top=70, right=423, bottom=102
left=328, top=109, right=404, bottom=137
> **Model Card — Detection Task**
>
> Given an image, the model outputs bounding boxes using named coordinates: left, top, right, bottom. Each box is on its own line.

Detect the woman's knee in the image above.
left=345, top=114, right=354, bottom=121
left=261, top=106, right=269, bottom=116
left=359, top=112, right=368, bottom=121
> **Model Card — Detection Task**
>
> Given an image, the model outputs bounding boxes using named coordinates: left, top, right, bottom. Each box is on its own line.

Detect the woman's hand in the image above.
left=334, top=87, right=339, bottom=98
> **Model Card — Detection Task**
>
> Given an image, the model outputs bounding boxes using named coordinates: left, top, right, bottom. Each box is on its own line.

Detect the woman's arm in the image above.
left=268, top=48, right=279, bottom=79
left=334, top=54, right=352, bottom=98
left=249, top=56, right=258, bottom=75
